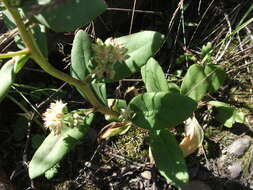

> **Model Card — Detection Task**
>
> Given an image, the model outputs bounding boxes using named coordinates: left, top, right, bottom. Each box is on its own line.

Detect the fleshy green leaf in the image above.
left=180, top=64, right=209, bottom=102
left=70, top=30, right=92, bottom=80
left=208, top=101, right=246, bottom=128
left=0, top=60, right=15, bottom=103
left=29, top=111, right=94, bottom=179
left=23, top=0, right=107, bottom=32
left=141, top=58, right=168, bottom=92
left=0, top=56, right=28, bottom=103
left=108, top=31, right=165, bottom=82
left=91, top=80, right=107, bottom=105
left=204, top=64, right=226, bottom=93
left=129, top=92, right=197, bottom=130
left=70, top=30, right=107, bottom=104
left=181, top=64, right=226, bottom=101
left=150, top=130, right=188, bottom=188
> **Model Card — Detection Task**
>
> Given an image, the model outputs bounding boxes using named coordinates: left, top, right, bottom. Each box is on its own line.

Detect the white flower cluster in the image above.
left=43, top=100, right=67, bottom=135
left=42, top=100, right=85, bottom=135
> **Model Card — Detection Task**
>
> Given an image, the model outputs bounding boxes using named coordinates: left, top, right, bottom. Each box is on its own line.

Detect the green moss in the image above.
left=54, top=181, right=73, bottom=190
left=115, top=127, right=149, bottom=160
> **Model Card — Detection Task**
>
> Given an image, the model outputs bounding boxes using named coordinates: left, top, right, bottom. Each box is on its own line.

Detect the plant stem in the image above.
left=0, top=48, right=30, bottom=59
left=2, top=0, right=119, bottom=118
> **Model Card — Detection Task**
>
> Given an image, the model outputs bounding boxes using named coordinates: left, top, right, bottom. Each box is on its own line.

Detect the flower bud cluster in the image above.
left=91, top=38, right=129, bottom=79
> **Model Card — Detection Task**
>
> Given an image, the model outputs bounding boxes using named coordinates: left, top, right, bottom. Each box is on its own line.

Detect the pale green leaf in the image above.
left=29, top=111, right=94, bottom=179
left=180, top=64, right=209, bottom=101
left=0, top=56, right=28, bottom=103
left=129, top=92, right=197, bottom=130
left=150, top=130, right=188, bottom=188
left=141, top=58, right=168, bottom=92
left=204, top=64, right=226, bottom=93
left=107, top=31, right=165, bottom=82
left=24, top=0, right=107, bottom=32
left=70, top=30, right=107, bottom=104
left=208, top=101, right=246, bottom=128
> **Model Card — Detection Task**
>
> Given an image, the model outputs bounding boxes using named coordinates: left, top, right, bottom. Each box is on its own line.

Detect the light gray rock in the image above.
left=227, top=137, right=251, bottom=156
left=228, top=161, right=242, bottom=179
left=217, top=155, right=226, bottom=168
left=141, top=170, right=152, bottom=180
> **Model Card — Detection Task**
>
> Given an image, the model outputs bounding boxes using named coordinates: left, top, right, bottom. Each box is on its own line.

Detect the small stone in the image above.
left=217, top=155, right=226, bottom=168
left=129, top=178, right=139, bottom=184
left=84, top=161, right=92, bottom=168
left=112, top=172, right=117, bottom=177
left=182, top=180, right=212, bottom=190
left=141, top=170, right=152, bottom=180
left=120, top=167, right=127, bottom=173
left=227, top=137, right=251, bottom=156
left=228, top=161, right=242, bottom=179
left=0, top=183, right=8, bottom=190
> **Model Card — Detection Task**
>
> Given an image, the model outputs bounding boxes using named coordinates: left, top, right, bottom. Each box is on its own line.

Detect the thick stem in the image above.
left=2, top=0, right=119, bottom=118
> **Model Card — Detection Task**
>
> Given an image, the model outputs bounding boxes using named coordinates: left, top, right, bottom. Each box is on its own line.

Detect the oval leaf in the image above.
left=0, top=60, right=16, bottom=103
left=0, top=56, right=28, bottom=103
left=70, top=30, right=106, bottom=104
left=129, top=92, right=197, bottom=130
left=180, top=64, right=209, bottom=102
left=107, top=31, right=165, bottom=82
left=29, top=111, right=94, bottom=179
left=208, top=101, right=246, bottom=128
left=141, top=58, right=168, bottom=92
left=23, top=0, right=107, bottom=32
left=70, top=30, right=92, bottom=80
left=204, top=64, right=226, bottom=93
left=150, top=130, right=189, bottom=188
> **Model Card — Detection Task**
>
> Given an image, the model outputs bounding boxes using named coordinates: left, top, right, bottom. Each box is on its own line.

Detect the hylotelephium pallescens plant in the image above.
left=0, top=0, right=229, bottom=188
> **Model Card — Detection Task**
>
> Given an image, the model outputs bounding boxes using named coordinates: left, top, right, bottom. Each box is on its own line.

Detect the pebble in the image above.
left=182, top=180, right=212, bottom=190
left=0, top=183, right=8, bottom=190
left=228, top=161, right=242, bottom=179
left=217, top=155, right=226, bottom=168
left=141, top=170, right=152, bottom=180
left=227, top=137, right=251, bottom=156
